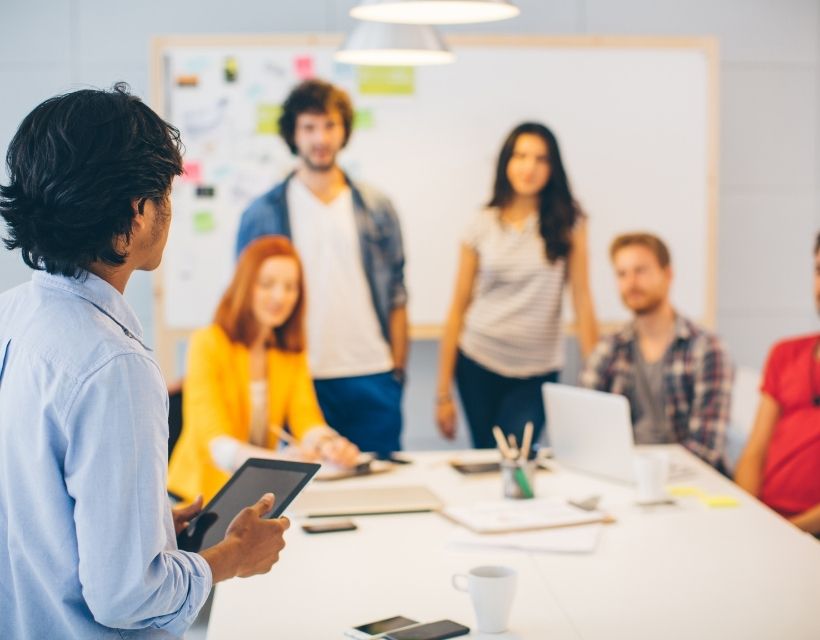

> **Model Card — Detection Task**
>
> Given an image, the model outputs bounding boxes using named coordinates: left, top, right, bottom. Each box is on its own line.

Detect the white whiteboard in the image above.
left=153, top=35, right=716, bottom=349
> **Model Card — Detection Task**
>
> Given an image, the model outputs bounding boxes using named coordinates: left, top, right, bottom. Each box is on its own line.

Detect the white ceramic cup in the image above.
left=452, top=565, right=517, bottom=633
left=633, top=451, right=670, bottom=503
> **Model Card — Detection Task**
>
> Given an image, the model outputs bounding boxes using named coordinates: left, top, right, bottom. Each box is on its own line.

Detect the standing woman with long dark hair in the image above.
left=436, top=123, right=598, bottom=448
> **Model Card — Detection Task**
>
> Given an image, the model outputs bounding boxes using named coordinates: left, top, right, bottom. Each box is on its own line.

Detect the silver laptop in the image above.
left=291, top=485, right=443, bottom=518
left=543, top=383, right=636, bottom=483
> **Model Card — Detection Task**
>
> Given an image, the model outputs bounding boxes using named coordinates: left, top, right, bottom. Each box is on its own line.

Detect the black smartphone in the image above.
left=384, top=620, right=470, bottom=640
left=375, top=452, right=413, bottom=464
left=450, top=461, right=501, bottom=475
left=345, top=615, right=420, bottom=639
left=301, top=520, right=357, bottom=534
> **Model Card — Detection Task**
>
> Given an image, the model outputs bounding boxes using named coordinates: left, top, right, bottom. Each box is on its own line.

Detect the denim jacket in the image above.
left=235, top=172, right=408, bottom=343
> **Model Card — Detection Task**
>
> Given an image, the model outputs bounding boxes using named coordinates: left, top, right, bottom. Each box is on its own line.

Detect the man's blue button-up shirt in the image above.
left=0, top=271, right=212, bottom=638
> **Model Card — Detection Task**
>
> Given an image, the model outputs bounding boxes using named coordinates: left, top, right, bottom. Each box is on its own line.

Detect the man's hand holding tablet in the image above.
left=199, top=493, right=291, bottom=582
left=177, top=458, right=321, bottom=583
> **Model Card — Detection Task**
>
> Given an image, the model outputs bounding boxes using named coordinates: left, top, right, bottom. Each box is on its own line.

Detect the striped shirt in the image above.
left=459, top=208, right=567, bottom=377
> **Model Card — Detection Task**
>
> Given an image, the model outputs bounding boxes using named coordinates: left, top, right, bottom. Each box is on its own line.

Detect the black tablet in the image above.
left=177, top=458, right=320, bottom=552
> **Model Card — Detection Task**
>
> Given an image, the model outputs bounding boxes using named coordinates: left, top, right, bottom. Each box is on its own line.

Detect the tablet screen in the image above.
left=177, top=458, right=320, bottom=552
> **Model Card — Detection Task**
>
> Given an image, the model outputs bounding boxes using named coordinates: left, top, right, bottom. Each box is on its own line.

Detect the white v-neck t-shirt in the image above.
left=288, top=177, right=393, bottom=379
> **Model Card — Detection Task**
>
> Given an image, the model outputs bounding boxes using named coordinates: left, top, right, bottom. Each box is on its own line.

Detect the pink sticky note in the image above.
left=181, top=161, right=202, bottom=184
left=294, top=55, right=315, bottom=80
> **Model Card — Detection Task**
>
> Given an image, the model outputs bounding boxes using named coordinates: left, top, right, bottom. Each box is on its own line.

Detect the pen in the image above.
left=269, top=423, right=298, bottom=446
left=507, top=433, right=519, bottom=459
left=492, top=426, right=513, bottom=459
left=520, top=422, right=533, bottom=462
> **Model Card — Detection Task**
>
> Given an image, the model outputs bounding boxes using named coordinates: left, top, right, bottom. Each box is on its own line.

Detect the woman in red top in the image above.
left=735, top=234, right=820, bottom=534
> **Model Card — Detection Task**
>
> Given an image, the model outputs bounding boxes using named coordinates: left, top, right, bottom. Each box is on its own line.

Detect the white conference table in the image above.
left=204, top=446, right=820, bottom=639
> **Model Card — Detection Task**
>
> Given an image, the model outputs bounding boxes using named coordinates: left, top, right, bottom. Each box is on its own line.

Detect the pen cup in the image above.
left=501, top=459, right=536, bottom=500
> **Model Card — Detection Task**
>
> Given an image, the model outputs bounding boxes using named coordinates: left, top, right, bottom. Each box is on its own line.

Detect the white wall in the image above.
left=2, top=0, right=818, bottom=448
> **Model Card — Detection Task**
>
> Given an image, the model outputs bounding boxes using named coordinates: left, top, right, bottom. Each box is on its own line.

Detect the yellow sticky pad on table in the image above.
left=667, top=485, right=705, bottom=498
left=700, top=495, right=740, bottom=508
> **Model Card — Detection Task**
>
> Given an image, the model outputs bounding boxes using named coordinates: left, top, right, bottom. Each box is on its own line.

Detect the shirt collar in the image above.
left=618, top=311, right=691, bottom=344
left=31, top=270, right=150, bottom=350
left=492, top=207, right=538, bottom=233
left=673, top=314, right=693, bottom=340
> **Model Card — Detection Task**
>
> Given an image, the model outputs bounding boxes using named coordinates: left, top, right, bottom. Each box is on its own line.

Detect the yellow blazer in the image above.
left=168, top=324, right=325, bottom=502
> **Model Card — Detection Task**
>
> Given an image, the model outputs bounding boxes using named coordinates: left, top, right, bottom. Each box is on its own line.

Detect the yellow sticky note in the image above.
left=667, top=485, right=705, bottom=498
left=700, top=495, right=740, bottom=508
left=256, top=104, right=281, bottom=135
left=358, top=66, right=414, bottom=95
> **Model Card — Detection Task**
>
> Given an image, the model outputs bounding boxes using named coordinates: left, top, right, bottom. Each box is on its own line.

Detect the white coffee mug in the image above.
left=634, top=451, right=670, bottom=503
left=452, top=565, right=517, bottom=634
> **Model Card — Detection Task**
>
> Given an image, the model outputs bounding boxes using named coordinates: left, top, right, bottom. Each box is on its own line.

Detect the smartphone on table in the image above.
left=344, top=615, right=419, bottom=639
left=450, top=460, right=501, bottom=475
left=384, top=620, right=470, bottom=640
left=301, top=520, right=357, bottom=534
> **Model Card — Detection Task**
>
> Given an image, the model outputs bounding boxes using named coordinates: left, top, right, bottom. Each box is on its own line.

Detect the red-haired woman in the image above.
left=169, top=236, right=359, bottom=502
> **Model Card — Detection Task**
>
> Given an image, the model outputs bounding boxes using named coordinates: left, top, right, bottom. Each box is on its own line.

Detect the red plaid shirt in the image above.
left=579, top=315, right=733, bottom=468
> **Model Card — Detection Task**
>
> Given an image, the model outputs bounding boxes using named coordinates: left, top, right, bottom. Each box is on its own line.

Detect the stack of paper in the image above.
left=450, top=524, right=603, bottom=554
left=442, top=497, right=606, bottom=534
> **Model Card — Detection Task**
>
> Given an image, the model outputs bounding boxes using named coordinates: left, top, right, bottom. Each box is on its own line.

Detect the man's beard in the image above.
left=624, top=292, right=665, bottom=316
left=301, top=151, right=336, bottom=173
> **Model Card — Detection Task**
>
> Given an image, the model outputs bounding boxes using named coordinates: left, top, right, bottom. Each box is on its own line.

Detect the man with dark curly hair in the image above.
left=236, top=79, right=408, bottom=456
left=0, top=84, right=290, bottom=639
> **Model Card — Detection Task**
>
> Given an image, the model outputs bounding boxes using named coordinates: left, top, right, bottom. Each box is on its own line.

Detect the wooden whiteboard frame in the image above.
left=150, top=34, right=719, bottom=380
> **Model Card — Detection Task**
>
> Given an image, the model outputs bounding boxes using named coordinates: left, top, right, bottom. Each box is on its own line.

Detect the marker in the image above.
left=514, top=466, right=534, bottom=499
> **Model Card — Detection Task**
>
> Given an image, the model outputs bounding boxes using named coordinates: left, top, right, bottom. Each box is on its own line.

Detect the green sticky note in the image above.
left=193, top=211, right=215, bottom=234
left=358, top=66, right=414, bottom=95
left=354, top=108, right=375, bottom=130
left=256, top=103, right=282, bottom=135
